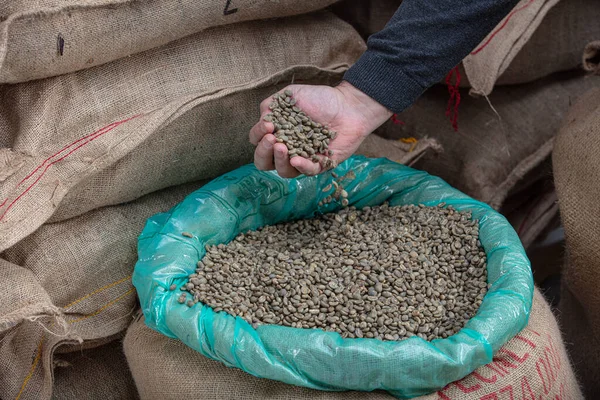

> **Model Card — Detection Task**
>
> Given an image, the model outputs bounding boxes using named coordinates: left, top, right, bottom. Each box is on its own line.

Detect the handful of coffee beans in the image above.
left=264, top=90, right=352, bottom=207
left=264, top=90, right=338, bottom=170
left=177, top=203, right=488, bottom=342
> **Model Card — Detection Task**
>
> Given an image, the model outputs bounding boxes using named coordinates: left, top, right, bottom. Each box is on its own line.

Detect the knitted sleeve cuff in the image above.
left=343, top=50, right=426, bottom=114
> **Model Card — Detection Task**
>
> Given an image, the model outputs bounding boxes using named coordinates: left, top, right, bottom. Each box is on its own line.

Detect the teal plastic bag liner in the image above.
left=133, top=156, right=533, bottom=398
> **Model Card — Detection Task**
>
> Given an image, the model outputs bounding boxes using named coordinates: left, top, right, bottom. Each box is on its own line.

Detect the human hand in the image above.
left=249, top=81, right=392, bottom=178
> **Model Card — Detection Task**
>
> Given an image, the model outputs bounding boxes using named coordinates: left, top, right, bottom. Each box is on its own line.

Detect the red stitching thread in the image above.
left=391, top=114, right=405, bottom=125
left=487, top=361, right=509, bottom=377
left=445, top=66, right=461, bottom=132
left=0, top=115, right=141, bottom=223
left=0, top=198, right=7, bottom=209
left=18, top=120, right=125, bottom=187
left=527, top=328, right=541, bottom=336
left=470, top=0, right=536, bottom=55
left=453, top=381, right=481, bottom=394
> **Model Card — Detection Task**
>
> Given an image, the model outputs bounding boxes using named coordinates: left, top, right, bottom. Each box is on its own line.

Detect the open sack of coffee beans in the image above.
left=133, top=156, right=534, bottom=398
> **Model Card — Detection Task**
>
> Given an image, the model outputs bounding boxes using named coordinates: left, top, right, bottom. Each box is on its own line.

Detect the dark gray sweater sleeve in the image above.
left=343, top=0, right=521, bottom=113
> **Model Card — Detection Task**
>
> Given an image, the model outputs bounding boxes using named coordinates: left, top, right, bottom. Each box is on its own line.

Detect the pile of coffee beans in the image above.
left=178, top=203, right=488, bottom=341
left=264, top=90, right=338, bottom=170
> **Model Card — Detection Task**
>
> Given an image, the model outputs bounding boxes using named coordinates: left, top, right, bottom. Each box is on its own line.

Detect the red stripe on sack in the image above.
left=18, top=120, right=125, bottom=187
left=470, top=0, right=536, bottom=55
left=499, top=348, right=530, bottom=364
left=515, top=334, right=537, bottom=349
left=499, top=384, right=515, bottom=400
left=535, top=359, right=550, bottom=394
left=479, top=394, right=499, bottom=400
left=527, top=328, right=541, bottom=336
left=487, top=361, right=509, bottom=377
left=520, top=376, right=536, bottom=400
left=453, top=381, right=481, bottom=394
left=0, top=115, right=141, bottom=223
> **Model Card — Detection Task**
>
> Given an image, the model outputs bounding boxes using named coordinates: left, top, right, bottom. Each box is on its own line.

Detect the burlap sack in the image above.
left=382, top=71, right=600, bottom=209
left=463, top=0, right=600, bottom=94
left=553, top=86, right=600, bottom=398
left=0, top=0, right=339, bottom=84
left=0, top=180, right=201, bottom=400
left=333, top=0, right=600, bottom=95
left=0, top=12, right=366, bottom=252
left=491, top=0, right=600, bottom=87
left=52, top=338, right=139, bottom=400
left=123, top=288, right=580, bottom=399
left=462, top=0, right=555, bottom=95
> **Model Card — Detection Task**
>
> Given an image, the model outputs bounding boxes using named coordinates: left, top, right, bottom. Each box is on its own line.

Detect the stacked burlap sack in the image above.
left=0, top=0, right=594, bottom=398
left=0, top=180, right=203, bottom=399
left=0, top=3, right=441, bottom=398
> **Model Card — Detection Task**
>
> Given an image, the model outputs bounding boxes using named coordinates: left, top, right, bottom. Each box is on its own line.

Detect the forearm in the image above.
left=343, top=0, right=521, bottom=113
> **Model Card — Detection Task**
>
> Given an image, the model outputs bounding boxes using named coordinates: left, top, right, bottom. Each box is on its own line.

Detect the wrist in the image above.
left=335, top=81, right=393, bottom=136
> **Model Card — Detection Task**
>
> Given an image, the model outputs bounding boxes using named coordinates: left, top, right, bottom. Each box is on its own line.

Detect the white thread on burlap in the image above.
left=0, top=304, right=64, bottom=333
